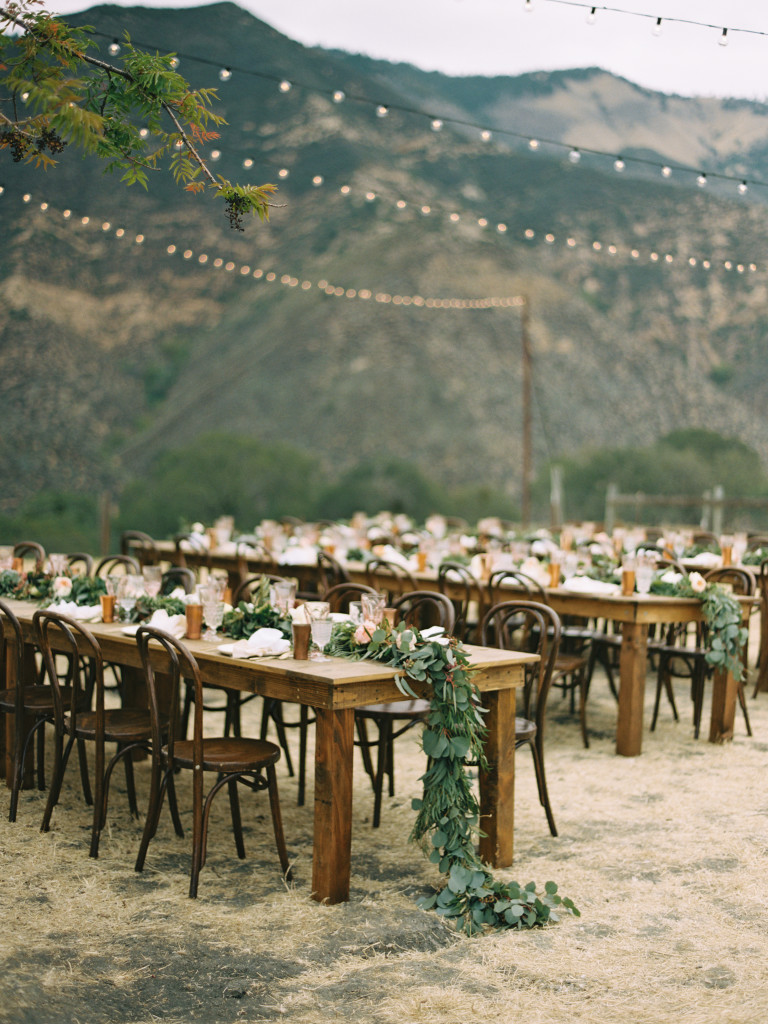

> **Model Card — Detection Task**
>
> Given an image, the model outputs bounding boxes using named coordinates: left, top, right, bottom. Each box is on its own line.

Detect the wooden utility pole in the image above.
left=521, top=295, right=532, bottom=527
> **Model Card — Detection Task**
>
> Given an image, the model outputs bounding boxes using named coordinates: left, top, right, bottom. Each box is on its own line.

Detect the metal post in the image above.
left=521, top=295, right=532, bottom=528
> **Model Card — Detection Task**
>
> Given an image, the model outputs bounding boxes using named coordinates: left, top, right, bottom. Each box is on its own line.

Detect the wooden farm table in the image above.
left=1, top=599, right=533, bottom=904
left=150, top=545, right=756, bottom=756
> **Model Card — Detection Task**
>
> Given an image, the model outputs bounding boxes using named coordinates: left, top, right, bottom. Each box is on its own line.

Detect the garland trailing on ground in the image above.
left=326, top=618, right=579, bottom=934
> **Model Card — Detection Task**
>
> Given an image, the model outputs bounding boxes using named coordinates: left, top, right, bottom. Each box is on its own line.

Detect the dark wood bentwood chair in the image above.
left=480, top=599, right=561, bottom=836
left=354, top=591, right=456, bottom=827
left=34, top=609, right=155, bottom=857
left=135, top=627, right=292, bottom=897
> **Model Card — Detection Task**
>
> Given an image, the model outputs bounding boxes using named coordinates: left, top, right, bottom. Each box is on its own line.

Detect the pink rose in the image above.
left=354, top=621, right=376, bottom=645
left=52, top=576, right=73, bottom=598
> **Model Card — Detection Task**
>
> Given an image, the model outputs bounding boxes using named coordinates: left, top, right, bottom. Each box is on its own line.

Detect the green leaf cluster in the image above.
left=220, top=575, right=292, bottom=641
left=326, top=616, right=579, bottom=934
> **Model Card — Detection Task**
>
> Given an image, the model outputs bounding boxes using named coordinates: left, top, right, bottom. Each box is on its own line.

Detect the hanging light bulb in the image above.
left=312, top=175, right=324, bottom=186
left=431, top=118, right=443, bottom=131
left=279, top=80, right=292, bottom=93
left=697, top=173, right=707, bottom=187
left=480, top=129, right=492, bottom=142
left=219, top=67, right=232, bottom=81
left=108, top=39, right=121, bottom=56
left=210, top=149, right=221, bottom=161
left=652, top=17, right=662, bottom=36
left=586, top=7, right=597, bottom=25
left=523, top=0, right=533, bottom=11
left=738, top=180, right=749, bottom=194
left=614, top=157, right=625, bottom=172
left=719, top=28, right=728, bottom=46
left=0, top=185, right=5, bottom=196
left=528, top=139, right=540, bottom=150
left=332, top=90, right=345, bottom=103
left=661, top=165, right=672, bottom=178
left=376, top=105, right=389, bottom=117
left=169, top=56, right=180, bottom=69
left=568, top=147, right=581, bottom=164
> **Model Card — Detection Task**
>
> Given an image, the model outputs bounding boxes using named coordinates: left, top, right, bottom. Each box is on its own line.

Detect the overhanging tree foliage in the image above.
left=0, top=0, right=276, bottom=229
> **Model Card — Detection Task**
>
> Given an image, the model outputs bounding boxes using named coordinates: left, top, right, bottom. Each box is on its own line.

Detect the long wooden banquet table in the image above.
left=153, top=542, right=757, bottom=757
left=1, top=598, right=535, bottom=904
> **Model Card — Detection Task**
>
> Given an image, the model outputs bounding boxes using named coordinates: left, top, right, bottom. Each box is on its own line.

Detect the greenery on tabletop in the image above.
left=124, top=593, right=186, bottom=623
left=326, top=618, right=579, bottom=934
left=220, top=575, right=292, bottom=640
left=742, top=547, right=768, bottom=566
left=650, top=573, right=748, bottom=679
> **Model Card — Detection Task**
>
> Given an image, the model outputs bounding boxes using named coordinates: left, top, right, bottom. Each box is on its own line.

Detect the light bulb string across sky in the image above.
left=80, top=26, right=762, bottom=198
left=528, top=0, right=762, bottom=41
left=6, top=188, right=764, bottom=286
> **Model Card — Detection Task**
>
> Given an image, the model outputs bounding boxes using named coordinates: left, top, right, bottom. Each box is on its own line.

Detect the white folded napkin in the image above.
left=228, top=627, right=291, bottom=659
left=146, top=608, right=187, bottom=639
left=47, top=600, right=103, bottom=621
left=560, top=576, right=620, bottom=595
left=687, top=552, right=720, bottom=567
left=278, top=546, right=318, bottom=566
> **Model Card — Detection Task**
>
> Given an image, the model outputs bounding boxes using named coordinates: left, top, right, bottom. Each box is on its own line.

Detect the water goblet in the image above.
left=142, top=565, right=163, bottom=599
left=272, top=579, right=297, bottom=615
left=200, top=584, right=225, bottom=641
left=310, top=615, right=333, bottom=662
left=360, top=592, right=386, bottom=625
left=48, top=553, right=68, bottom=576
left=635, top=554, right=654, bottom=595
left=117, top=574, right=144, bottom=620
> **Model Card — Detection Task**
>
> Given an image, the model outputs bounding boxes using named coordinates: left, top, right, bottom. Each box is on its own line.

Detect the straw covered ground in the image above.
left=2, top=654, right=768, bottom=1024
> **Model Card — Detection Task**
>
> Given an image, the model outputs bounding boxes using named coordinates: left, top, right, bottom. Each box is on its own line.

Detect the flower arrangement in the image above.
left=220, top=574, right=292, bottom=640
left=0, top=568, right=107, bottom=606
left=651, top=571, right=748, bottom=679
left=327, top=618, right=579, bottom=933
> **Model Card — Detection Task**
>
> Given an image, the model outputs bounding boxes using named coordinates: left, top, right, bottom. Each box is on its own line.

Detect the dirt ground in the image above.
left=3, top=647, right=768, bottom=1024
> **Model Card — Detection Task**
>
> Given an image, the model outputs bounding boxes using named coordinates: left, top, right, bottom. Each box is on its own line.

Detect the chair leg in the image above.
left=41, top=733, right=74, bottom=833
left=355, top=716, right=375, bottom=783
left=77, top=738, right=93, bottom=806
left=261, top=700, right=294, bottom=777
left=529, top=738, right=558, bottom=837
left=266, top=764, right=292, bottom=880
left=578, top=668, right=590, bottom=749
left=737, top=679, right=753, bottom=737
left=228, top=778, right=246, bottom=859
left=372, top=719, right=392, bottom=829
left=35, top=717, right=47, bottom=791
left=135, top=765, right=168, bottom=873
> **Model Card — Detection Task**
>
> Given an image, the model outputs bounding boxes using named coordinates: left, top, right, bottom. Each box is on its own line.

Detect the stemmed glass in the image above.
left=309, top=601, right=333, bottom=661
left=117, top=574, right=144, bottom=620
left=200, top=584, right=225, bottom=642
left=360, top=592, right=386, bottom=625
left=142, top=565, right=163, bottom=599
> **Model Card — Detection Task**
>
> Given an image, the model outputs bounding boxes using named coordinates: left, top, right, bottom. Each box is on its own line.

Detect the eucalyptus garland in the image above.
left=220, top=574, right=293, bottom=640
left=326, top=619, right=579, bottom=934
left=650, top=574, right=748, bottom=680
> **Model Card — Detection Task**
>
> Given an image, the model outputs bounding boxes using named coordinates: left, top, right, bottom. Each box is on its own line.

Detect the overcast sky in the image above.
left=45, top=0, right=768, bottom=101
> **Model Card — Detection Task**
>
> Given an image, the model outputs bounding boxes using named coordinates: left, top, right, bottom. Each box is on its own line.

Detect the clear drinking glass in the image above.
left=635, top=554, right=654, bottom=595
left=117, top=574, right=144, bottom=618
left=200, top=584, right=224, bottom=641
left=310, top=616, right=333, bottom=661
left=272, top=579, right=297, bottom=614
left=360, top=592, right=386, bottom=625
left=142, top=565, right=163, bottom=598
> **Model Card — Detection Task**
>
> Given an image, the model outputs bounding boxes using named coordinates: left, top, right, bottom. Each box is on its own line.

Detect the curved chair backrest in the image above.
left=33, top=609, right=101, bottom=729
left=324, top=582, right=378, bottom=614
left=746, top=535, right=768, bottom=553
left=437, top=561, right=481, bottom=639
left=479, top=599, right=561, bottom=729
left=392, top=590, right=456, bottom=634
left=94, top=554, right=141, bottom=578
left=704, top=567, right=755, bottom=596
left=12, top=542, right=46, bottom=569
left=317, top=551, right=350, bottom=596
left=0, top=599, right=25, bottom=715
left=136, top=626, right=202, bottom=765
left=487, top=568, right=546, bottom=606
left=365, top=558, right=417, bottom=602
left=161, top=567, right=197, bottom=595
left=120, top=530, right=158, bottom=568
left=233, top=573, right=288, bottom=605
left=67, top=552, right=94, bottom=576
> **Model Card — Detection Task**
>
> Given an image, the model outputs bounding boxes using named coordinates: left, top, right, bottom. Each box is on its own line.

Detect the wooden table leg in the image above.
left=616, top=622, right=649, bottom=757
left=709, top=666, right=737, bottom=743
left=311, top=706, right=353, bottom=904
left=478, top=688, right=515, bottom=868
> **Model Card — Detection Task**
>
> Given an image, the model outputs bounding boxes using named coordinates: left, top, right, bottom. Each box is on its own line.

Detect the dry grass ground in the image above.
left=2, top=652, right=768, bottom=1024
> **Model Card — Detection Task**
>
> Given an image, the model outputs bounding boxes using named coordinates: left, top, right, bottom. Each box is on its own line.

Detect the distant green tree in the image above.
left=1, top=1, right=276, bottom=229
left=117, top=434, right=318, bottom=537
left=316, top=459, right=449, bottom=522
left=0, top=489, right=101, bottom=552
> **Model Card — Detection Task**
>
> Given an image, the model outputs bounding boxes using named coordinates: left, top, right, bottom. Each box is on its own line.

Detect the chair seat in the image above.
left=356, top=699, right=431, bottom=719
left=0, top=685, right=74, bottom=713
left=168, top=737, right=282, bottom=773
left=515, top=716, right=536, bottom=744
left=73, top=709, right=155, bottom=744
